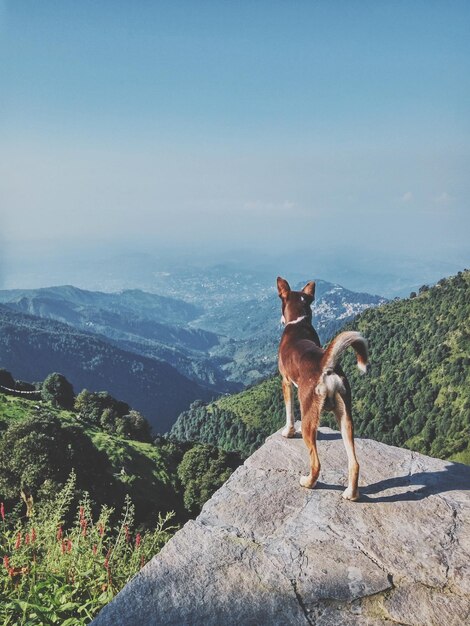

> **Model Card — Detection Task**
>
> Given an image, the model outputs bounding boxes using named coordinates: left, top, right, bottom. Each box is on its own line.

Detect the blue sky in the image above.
left=0, top=1, right=469, bottom=287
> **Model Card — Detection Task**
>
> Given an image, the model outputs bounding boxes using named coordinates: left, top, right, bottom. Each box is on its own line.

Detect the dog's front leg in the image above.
left=281, top=378, right=295, bottom=438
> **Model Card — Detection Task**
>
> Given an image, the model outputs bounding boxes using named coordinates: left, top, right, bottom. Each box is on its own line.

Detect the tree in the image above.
left=0, top=369, right=15, bottom=390
left=100, top=407, right=118, bottom=434
left=74, top=390, right=129, bottom=426
left=116, top=410, right=152, bottom=442
left=42, top=373, right=75, bottom=409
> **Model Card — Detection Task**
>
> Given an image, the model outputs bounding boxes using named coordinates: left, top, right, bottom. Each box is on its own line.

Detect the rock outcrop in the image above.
left=92, top=424, right=470, bottom=625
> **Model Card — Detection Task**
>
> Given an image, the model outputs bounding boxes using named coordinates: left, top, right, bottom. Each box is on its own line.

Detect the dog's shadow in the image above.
left=317, top=463, right=470, bottom=503
left=295, top=431, right=469, bottom=503
left=359, top=464, right=470, bottom=502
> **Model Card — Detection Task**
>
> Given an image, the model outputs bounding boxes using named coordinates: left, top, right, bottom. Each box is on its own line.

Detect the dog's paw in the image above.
left=282, top=427, right=295, bottom=438
left=299, top=475, right=317, bottom=489
left=342, top=487, right=359, bottom=501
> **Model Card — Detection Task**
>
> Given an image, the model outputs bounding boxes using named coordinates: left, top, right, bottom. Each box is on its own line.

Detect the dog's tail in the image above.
left=321, top=331, right=369, bottom=374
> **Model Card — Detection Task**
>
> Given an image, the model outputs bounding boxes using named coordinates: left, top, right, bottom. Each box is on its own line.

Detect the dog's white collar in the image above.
left=282, top=315, right=307, bottom=327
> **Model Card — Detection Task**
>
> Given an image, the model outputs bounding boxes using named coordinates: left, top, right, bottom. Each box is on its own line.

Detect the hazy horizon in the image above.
left=1, top=1, right=469, bottom=295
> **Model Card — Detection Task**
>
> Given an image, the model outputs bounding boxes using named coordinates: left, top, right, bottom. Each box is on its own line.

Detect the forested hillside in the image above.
left=170, top=379, right=288, bottom=457
left=0, top=375, right=241, bottom=527
left=171, top=271, right=470, bottom=464
left=343, top=270, right=470, bottom=463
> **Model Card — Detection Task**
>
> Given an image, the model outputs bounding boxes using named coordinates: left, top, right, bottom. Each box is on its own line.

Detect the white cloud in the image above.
left=400, top=191, right=413, bottom=203
left=434, top=192, right=454, bottom=205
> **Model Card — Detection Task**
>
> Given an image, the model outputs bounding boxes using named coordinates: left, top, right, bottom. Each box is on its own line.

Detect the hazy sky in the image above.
left=1, top=1, right=469, bottom=287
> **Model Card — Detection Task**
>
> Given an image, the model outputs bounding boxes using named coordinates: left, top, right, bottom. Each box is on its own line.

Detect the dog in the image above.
left=277, top=277, right=368, bottom=501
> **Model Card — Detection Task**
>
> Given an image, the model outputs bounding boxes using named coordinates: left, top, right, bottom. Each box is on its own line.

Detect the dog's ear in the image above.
left=301, top=281, right=316, bottom=301
left=277, top=277, right=291, bottom=299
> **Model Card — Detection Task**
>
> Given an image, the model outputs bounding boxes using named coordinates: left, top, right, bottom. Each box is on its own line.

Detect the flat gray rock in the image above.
left=92, top=424, right=470, bottom=626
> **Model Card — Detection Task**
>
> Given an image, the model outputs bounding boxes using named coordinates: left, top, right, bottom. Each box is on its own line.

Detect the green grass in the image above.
left=0, top=395, right=40, bottom=423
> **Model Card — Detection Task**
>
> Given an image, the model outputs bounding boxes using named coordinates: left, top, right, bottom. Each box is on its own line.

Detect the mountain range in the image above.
left=0, top=277, right=386, bottom=391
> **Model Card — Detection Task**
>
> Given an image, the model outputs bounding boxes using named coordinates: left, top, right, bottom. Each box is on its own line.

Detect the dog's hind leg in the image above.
left=299, top=392, right=321, bottom=488
left=281, top=378, right=295, bottom=438
left=334, top=392, right=360, bottom=501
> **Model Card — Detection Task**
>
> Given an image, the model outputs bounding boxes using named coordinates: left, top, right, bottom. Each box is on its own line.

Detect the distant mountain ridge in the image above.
left=0, top=285, right=236, bottom=393
left=0, top=304, right=212, bottom=432
left=0, top=280, right=386, bottom=390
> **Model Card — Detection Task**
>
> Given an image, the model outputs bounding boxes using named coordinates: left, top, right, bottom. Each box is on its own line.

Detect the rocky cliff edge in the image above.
left=92, top=423, right=470, bottom=625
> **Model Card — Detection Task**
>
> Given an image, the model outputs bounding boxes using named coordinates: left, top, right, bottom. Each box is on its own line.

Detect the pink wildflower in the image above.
left=0, top=502, right=5, bottom=522
left=31, top=528, right=37, bottom=543
left=3, top=555, right=9, bottom=570
left=104, top=548, right=112, bottom=571
left=61, top=539, right=72, bottom=554
left=57, top=527, right=63, bottom=541
left=135, top=533, right=142, bottom=549
left=14, top=532, right=21, bottom=550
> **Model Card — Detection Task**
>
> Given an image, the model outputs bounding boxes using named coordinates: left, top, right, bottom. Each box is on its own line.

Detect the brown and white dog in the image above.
left=277, top=277, right=368, bottom=501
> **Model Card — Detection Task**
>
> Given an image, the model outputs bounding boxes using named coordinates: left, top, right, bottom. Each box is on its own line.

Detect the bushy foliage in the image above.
left=0, top=377, right=241, bottom=621
left=0, top=473, right=176, bottom=625
left=75, top=391, right=152, bottom=442
left=0, top=386, right=241, bottom=527
left=75, top=390, right=130, bottom=426
left=0, top=414, right=115, bottom=506
left=42, top=373, right=75, bottom=409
